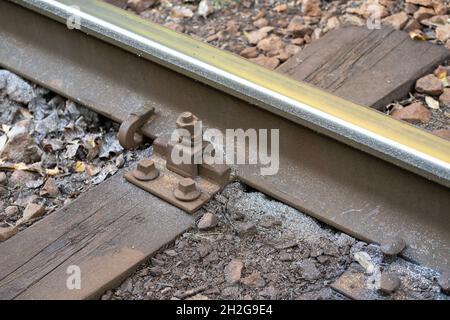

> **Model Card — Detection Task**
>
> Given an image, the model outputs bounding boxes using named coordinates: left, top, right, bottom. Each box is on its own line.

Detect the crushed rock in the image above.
left=0, top=69, right=151, bottom=240
left=104, top=182, right=448, bottom=300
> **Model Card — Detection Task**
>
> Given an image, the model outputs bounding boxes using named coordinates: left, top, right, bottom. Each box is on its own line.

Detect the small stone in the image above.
left=0, top=185, right=7, bottom=196
left=383, top=12, right=409, bottom=30
left=151, top=257, right=165, bottom=266
left=164, top=249, right=177, bottom=257
left=197, top=212, right=218, bottom=230
left=4, top=206, right=19, bottom=216
left=9, top=170, right=38, bottom=187
left=405, top=3, right=419, bottom=14
left=245, top=26, right=274, bottom=45
left=115, top=154, right=125, bottom=168
left=249, top=55, right=280, bottom=69
left=438, top=271, right=450, bottom=294
left=0, top=70, right=34, bottom=103
left=236, top=221, right=257, bottom=236
left=391, top=102, right=432, bottom=123
left=432, top=1, right=448, bottom=15
left=436, top=24, right=450, bottom=43
left=240, top=271, right=266, bottom=288
left=274, top=3, right=287, bottom=13
left=413, top=7, right=435, bottom=21
left=127, top=0, right=158, bottom=12
left=359, top=3, right=389, bottom=19
left=416, top=74, right=443, bottom=96
left=342, top=14, right=366, bottom=27
left=354, top=251, right=376, bottom=274
left=259, top=216, right=282, bottom=228
left=279, top=252, right=293, bottom=261
left=14, top=194, right=38, bottom=207
left=170, top=6, right=194, bottom=19
left=198, top=0, right=214, bottom=18
left=291, top=38, right=305, bottom=46
left=296, top=259, right=321, bottom=280
left=302, top=0, right=321, bottom=17
left=439, top=88, right=450, bottom=107
left=0, top=172, right=7, bottom=185
left=381, top=237, right=406, bottom=256
left=285, top=44, right=301, bottom=56
left=187, top=294, right=209, bottom=300
left=257, top=35, right=285, bottom=56
left=405, top=0, right=432, bottom=7
left=224, top=259, right=244, bottom=284
left=433, top=129, right=450, bottom=141
left=253, top=18, right=268, bottom=28
left=403, top=19, right=422, bottom=32
left=379, top=272, right=401, bottom=295
left=40, top=178, right=59, bottom=197
left=0, top=226, right=18, bottom=242
left=18, top=203, right=45, bottom=225
left=287, top=16, right=314, bottom=38
left=239, top=46, right=259, bottom=59
left=0, top=133, right=42, bottom=164
left=326, top=16, right=340, bottom=31
left=148, top=266, right=163, bottom=276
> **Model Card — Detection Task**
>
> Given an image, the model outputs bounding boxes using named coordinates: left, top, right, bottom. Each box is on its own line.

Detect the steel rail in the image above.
left=11, top=0, right=450, bottom=186
left=1, top=0, right=449, bottom=271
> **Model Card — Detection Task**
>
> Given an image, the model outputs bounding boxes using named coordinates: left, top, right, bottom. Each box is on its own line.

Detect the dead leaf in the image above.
left=46, top=167, right=61, bottom=176
left=409, top=30, right=426, bottom=41
left=435, top=68, right=447, bottom=81
left=73, top=161, right=86, bottom=173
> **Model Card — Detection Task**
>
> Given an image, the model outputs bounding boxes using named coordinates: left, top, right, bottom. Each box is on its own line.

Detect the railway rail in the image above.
left=0, top=0, right=449, bottom=299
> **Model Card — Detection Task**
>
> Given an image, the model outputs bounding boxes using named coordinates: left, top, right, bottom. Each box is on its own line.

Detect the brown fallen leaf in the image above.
left=409, top=30, right=426, bottom=41
left=46, top=166, right=61, bottom=176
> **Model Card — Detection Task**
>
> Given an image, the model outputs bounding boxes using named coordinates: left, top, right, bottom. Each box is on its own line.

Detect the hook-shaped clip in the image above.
left=118, top=104, right=155, bottom=150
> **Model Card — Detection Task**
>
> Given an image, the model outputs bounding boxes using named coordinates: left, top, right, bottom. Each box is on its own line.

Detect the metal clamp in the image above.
left=118, top=105, right=155, bottom=150
left=124, top=111, right=231, bottom=214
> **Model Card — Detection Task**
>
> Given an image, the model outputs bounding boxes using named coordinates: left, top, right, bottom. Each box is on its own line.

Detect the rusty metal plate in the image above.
left=124, top=157, right=221, bottom=214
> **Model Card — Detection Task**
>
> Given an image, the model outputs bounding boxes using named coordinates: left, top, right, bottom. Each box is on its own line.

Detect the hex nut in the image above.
left=133, top=159, right=159, bottom=181
left=173, top=177, right=201, bottom=201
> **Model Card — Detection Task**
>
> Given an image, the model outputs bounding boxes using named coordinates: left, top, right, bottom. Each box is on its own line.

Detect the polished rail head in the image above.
left=11, top=0, right=450, bottom=187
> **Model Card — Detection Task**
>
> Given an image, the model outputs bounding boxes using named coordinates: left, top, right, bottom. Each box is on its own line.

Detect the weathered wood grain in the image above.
left=277, top=26, right=450, bottom=109
left=0, top=173, right=194, bottom=300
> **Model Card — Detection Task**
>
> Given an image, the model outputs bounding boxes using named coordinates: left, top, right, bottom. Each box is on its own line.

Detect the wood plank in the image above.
left=0, top=173, right=194, bottom=300
left=277, top=26, right=450, bottom=109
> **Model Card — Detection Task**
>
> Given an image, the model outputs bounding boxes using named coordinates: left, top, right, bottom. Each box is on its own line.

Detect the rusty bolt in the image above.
left=173, top=177, right=201, bottom=201
left=176, top=111, right=199, bottom=136
left=380, top=237, right=406, bottom=256
left=438, top=271, right=450, bottom=295
left=133, top=159, right=159, bottom=181
left=180, top=111, right=194, bottom=123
